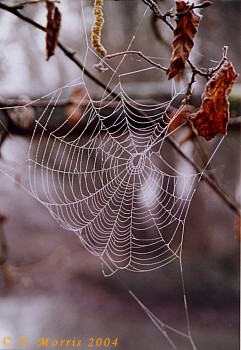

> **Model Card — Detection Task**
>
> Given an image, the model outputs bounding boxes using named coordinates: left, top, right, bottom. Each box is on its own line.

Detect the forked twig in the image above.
left=96, top=50, right=168, bottom=73
left=141, top=0, right=174, bottom=30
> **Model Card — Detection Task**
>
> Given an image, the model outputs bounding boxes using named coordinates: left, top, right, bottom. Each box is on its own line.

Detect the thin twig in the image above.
left=103, top=50, right=168, bottom=72
left=206, top=46, right=228, bottom=77
left=141, top=0, right=174, bottom=31
left=187, top=46, right=228, bottom=80
left=183, top=46, right=228, bottom=103
left=182, top=70, right=196, bottom=105
left=176, top=1, right=213, bottom=17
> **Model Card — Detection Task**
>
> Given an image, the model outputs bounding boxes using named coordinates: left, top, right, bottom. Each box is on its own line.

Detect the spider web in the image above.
left=28, top=0, right=201, bottom=276
left=0, top=1, right=228, bottom=349
left=26, top=81, right=203, bottom=350
left=25, top=0, right=202, bottom=344
left=28, top=80, right=199, bottom=275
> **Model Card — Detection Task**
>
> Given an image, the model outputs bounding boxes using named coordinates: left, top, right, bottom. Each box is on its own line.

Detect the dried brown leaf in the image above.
left=167, top=1, right=201, bottom=79
left=188, top=61, right=239, bottom=141
left=46, top=1, right=61, bottom=61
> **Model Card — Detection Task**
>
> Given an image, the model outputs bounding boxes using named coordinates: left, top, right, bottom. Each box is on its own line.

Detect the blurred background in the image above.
left=0, top=0, right=240, bottom=349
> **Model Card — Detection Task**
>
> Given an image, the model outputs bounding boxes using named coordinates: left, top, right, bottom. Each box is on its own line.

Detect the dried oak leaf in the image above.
left=167, top=1, right=201, bottom=79
left=188, top=61, right=239, bottom=141
left=46, top=1, right=61, bottom=61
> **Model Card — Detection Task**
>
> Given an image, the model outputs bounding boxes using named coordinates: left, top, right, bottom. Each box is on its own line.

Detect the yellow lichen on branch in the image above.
left=91, top=0, right=107, bottom=57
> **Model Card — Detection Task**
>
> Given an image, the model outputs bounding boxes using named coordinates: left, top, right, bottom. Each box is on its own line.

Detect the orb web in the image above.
left=24, top=2, right=214, bottom=348
left=28, top=80, right=199, bottom=274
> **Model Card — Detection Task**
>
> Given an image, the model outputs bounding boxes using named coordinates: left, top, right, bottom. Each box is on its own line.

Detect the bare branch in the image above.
left=141, top=0, right=174, bottom=31
left=98, top=50, right=168, bottom=73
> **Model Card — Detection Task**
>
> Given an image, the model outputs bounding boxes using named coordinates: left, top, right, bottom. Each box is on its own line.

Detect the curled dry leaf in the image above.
left=167, top=1, right=201, bottom=79
left=46, top=1, right=61, bottom=61
left=188, top=61, right=239, bottom=141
